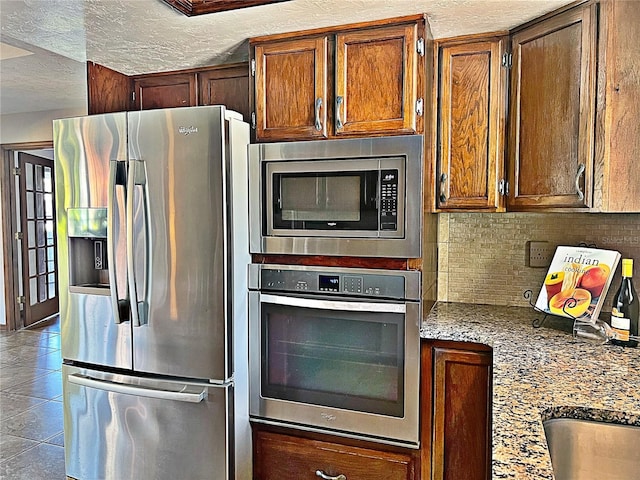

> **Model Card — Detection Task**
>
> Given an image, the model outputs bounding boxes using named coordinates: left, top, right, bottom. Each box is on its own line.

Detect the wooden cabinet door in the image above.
left=133, top=73, right=197, bottom=110
left=431, top=345, right=492, bottom=480
left=254, top=430, right=416, bottom=480
left=254, top=37, right=328, bottom=141
left=198, top=63, right=250, bottom=122
left=435, top=36, right=507, bottom=211
left=594, top=0, right=640, bottom=212
left=335, top=24, right=418, bottom=136
left=507, top=4, right=597, bottom=210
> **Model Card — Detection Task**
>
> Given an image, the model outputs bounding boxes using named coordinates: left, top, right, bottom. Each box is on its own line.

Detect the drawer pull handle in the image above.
left=316, top=471, right=346, bottom=480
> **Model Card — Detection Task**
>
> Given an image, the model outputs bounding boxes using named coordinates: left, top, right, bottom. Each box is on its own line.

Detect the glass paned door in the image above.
left=18, top=152, right=59, bottom=326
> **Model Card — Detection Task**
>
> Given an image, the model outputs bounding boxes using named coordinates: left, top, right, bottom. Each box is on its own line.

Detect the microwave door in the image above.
left=270, top=169, right=381, bottom=234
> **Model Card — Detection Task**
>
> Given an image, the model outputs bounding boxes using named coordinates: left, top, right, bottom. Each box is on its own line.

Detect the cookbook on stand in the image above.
left=535, top=246, right=621, bottom=322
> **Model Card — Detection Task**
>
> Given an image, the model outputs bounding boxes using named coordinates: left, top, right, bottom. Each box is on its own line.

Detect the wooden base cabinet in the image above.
left=421, top=341, right=493, bottom=480
left=253, top=429, right=418, bottom=480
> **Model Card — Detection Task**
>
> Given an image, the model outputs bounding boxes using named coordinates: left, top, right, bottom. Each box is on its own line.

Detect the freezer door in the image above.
left=127, top=106, right=234, bottom=380
left=54, top=113, right=132, bottom=369
left=62, top=364, right=232, bottom=480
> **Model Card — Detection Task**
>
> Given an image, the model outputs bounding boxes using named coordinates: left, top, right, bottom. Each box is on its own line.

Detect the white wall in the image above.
left=1, top=107, right=86, bottom=327
left=0, top=186, right=4, bottom=325
left=0, top=108, right=87, bottom=144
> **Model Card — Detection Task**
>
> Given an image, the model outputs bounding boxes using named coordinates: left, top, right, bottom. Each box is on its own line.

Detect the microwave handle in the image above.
left=259, top=293, right=406, bottom=314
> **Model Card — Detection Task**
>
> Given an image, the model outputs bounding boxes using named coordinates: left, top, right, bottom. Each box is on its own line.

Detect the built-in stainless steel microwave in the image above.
left=248, top=135, right=424, bottom=258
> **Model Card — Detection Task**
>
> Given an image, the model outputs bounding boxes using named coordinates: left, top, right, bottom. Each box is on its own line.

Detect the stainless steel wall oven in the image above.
left=248, top=264, right=421, bottom=448
left=249, top=135, right=424, bottom=258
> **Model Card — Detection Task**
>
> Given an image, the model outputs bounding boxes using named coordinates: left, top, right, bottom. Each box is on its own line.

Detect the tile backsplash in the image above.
left=438, top=213, right=640, bottom=311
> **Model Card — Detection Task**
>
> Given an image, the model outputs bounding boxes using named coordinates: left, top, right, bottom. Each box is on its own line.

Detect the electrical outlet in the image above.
left=527, top=241, right=554, bottom=268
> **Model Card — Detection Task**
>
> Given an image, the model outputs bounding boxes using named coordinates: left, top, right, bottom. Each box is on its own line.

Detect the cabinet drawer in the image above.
left=254, top=430, right=416, bottom=480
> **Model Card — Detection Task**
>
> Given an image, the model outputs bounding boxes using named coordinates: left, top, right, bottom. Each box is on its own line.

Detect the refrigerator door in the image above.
left=62, top=364, right=232, bottom=480
left=54, top=113, right=132, bottom=369
left=127, top=106, right=230, bottom=380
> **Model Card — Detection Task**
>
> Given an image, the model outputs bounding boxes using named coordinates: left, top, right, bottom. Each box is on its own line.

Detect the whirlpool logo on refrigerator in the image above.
left=178, top=126, right=198, bottom=136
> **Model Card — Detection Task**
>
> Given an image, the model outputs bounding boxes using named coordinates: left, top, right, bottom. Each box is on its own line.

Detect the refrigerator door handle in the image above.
left=108, top=160, right=128, bottom=324
left=126, top=159, right=149, bottom=328
left=68, top=373, right=208, bottom=403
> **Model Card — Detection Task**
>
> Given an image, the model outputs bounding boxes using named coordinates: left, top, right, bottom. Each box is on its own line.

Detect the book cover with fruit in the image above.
left=535, top=246, right=621, bottom=322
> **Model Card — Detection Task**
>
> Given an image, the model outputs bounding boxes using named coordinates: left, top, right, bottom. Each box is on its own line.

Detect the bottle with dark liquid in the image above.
left=610, top=258, right=639, bottom=347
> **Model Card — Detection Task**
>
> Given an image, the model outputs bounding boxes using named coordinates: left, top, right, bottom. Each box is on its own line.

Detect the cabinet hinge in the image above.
left=12, top=167, right=21, bottom=176
left=416, top=98, right=424, bottom=117
left=416, top=38, right=425, bottom=57
left=16, top=295, right=26, bottom=304
left=131, top=91, right=136, bottom=103
left=501, top=52, right=512, bottom=69
left=251, top=112, right=256, bottom=130
left=498, top=179, right=509, bottom=196
left=14, top=231, right=23, bottom=241
left=250, top=59, right=256, bottom=77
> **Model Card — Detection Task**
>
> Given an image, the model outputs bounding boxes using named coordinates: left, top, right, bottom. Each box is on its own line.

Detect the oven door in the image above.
left=248, top=291, right=420, bottom=447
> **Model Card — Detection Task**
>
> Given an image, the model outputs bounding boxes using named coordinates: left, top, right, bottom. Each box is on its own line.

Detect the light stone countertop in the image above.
left=421, top=302, right=640, bottom=480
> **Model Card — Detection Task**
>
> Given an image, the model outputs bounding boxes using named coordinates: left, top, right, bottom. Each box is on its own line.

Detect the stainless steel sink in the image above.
left=543, top=417, right=640, bottom=480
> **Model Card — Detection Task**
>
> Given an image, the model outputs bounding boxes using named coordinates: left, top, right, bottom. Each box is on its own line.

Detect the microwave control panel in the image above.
left=380, top=169, right=398, bottom=231
left=260, top=269, right=406, bottom=298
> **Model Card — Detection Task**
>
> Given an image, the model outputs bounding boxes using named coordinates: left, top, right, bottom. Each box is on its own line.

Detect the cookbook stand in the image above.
left=525, top=289, right=615, bottom=343
left=523, top=289, right=577, bottom=328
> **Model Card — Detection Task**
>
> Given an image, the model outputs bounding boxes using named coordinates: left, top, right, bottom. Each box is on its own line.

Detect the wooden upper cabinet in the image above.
left=251, top=15, right=426, bottom=142
left=87, top=62, right=133, bottom=114
left=335, top=24, right=418, bottom=136
left=198, top=63, right=250, bottom=121
left=507, top=3, right=597, bottom=210
left=254, top=37, right=328, bottom=140
left=434, top=35, right=507, bottom=212
left=133, top=73, right=197, bottom=110
left=593, top=0, right=640, bottom=212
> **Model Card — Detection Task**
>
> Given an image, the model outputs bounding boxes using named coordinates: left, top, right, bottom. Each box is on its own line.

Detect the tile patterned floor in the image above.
left=0, top=317, right=66, bottom=479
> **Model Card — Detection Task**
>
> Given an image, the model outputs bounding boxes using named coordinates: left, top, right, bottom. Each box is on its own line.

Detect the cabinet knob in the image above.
left=316, top=470, right=346, bottom=480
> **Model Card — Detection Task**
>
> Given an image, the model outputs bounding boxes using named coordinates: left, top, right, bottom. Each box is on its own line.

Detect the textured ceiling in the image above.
left=0, top=0, right=572, bottom=116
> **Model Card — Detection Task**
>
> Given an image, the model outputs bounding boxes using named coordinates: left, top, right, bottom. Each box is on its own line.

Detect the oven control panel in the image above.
left=259, top=268, right=407, bottom=298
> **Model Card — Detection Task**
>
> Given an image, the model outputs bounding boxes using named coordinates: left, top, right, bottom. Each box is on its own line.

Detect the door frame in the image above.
left=1, top=141, right=53, bottom=331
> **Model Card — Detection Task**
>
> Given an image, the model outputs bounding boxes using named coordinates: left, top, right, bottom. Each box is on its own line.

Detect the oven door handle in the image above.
left=259, top=293, right=406, bottom=314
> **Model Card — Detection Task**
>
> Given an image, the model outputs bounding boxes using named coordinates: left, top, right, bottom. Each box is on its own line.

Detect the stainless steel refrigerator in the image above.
left=53, top=106, right=251, bottom=479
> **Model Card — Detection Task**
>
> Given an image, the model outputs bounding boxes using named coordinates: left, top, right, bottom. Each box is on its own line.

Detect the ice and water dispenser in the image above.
left=67, top=208, right=110, bottom=294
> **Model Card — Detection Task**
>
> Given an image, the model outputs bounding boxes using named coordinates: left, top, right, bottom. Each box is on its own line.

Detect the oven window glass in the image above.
left=272, top=171, right=379, bottom=230
left=261, top=303, right=404, bottom=417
